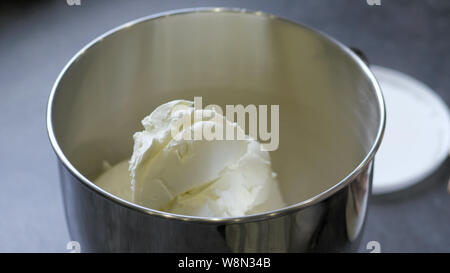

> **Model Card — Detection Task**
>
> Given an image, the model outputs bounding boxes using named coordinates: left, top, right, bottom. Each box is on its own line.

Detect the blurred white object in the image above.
left=371, top=65, right=450, bottom=195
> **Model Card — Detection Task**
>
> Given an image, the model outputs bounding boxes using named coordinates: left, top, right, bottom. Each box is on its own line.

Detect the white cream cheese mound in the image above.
left=95, top=100, right=286, bottom=217
left=95, top=160, right=132, bottom=201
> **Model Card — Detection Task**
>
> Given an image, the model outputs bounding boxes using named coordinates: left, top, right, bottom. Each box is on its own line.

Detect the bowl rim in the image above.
left=47, top=7, right=386, bottom=225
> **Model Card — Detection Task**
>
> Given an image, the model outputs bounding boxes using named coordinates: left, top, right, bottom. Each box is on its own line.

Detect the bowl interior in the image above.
left=50, top=10, right=382, bottom=206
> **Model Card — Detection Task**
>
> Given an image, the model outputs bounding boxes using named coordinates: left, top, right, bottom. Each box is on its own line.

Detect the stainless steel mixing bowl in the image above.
left=47, top=8, right=385, bottom=252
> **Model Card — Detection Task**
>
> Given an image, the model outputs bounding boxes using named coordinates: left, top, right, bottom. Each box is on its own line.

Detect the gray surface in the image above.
left=0, top=0, right=448, bottom=252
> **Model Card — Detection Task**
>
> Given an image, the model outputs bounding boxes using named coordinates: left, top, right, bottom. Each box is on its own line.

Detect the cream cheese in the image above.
left=95, top=100, right=285, bottom=217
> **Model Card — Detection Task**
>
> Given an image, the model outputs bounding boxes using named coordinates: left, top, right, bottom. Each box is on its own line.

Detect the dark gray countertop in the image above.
left=0, top=0, right=448, bottom=252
